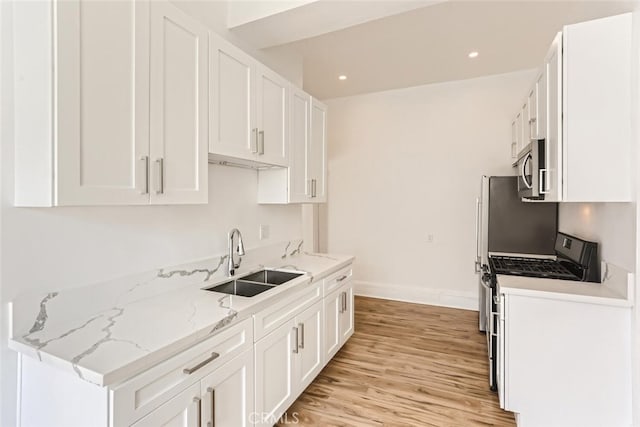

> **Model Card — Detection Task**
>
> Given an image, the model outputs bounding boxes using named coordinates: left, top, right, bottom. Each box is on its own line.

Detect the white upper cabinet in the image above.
left=256, top=65, right=289, bottom=166
left=542, top=33, right=562, bottom=202
left=14, top=0, right=208, bottom=206
left=149, top=2, right=208, bottom=204
left=308, top=99, right=328, bottom=202
left=562, top=13, right=631, bottom=202
left=209, top=35, right=256, bottom=162
left=289, top=88, right=312, bottom=203
left=257, top=90, right=328, bottom=204
left=209, top=34, right=289, bottom=167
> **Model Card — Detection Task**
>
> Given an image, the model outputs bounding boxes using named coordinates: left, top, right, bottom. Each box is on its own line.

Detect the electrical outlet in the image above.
left=259, top=224, right=270, bottom=240
left=427, top=234, right=434, bottom=243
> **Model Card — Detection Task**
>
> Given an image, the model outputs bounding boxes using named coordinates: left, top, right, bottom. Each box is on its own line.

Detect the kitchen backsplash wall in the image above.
left=559, top=203, right=636, bottom=272
left=320, top=69, right=537, bottom=309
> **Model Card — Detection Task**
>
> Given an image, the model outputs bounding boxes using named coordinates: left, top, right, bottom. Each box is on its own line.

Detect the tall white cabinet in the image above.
left=14, top=0, right=208, bottom=206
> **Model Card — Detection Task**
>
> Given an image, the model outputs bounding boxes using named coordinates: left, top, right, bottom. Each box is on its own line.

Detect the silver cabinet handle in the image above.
left=312, top=179, right=317, bottom=197
left=156, top=158, right=164, bottom=194
left=339, top=292, right=347, bottom=313
left=258, top=130, right=265, bottom=155
left=511, top=142, right=516, bottom=159
left=337, top=275, right=348, bottom=282
left=251, top=128, right=258, bottom=153
left=183, top=352, right=220, bottom=375
left=292, top=327, right=299, bottom=353
left=307, top=179, right=313, bottom=197
left=206, top=387, right=215, bottom=427
left=140, top=156, right=149, bottom=194
left=194, top=397, right=201, bottom=426
left=298, top=322, right=304, bottom=349
left=343, top=292, right=347, bottom=313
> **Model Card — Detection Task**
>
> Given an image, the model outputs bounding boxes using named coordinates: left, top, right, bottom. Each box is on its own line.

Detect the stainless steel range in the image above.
left=483, top=232, right=600, bottom=392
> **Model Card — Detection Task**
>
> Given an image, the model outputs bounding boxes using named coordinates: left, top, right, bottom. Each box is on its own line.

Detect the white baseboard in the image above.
left=354, top=280, right=478, bottom=311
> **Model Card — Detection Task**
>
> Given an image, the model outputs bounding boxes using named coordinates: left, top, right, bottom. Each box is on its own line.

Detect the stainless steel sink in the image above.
left=240, top=269, right=303, bottom=285
left=204, top=269, right=304, bottom=297
left=205, top=280, right=274, bottom=297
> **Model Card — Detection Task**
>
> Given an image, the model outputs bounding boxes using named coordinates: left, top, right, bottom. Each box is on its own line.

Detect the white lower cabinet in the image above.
left=201, top=349, right=254, bottom=427
left=132, top=349, right=254, bottom=427
left=499, top=293, right=631, bottom=426
left=254, top=318, right=296, bottom=426
left=254, top=300, right=324, bottom=426
left=323, top=279, right=354, bottom=362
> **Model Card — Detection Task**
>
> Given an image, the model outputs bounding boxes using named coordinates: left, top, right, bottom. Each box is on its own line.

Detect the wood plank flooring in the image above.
left=278, top=296, right=515, bottom=427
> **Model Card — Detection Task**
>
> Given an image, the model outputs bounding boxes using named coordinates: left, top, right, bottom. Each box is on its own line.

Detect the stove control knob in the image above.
left=482, top=273, right=492, bottom=283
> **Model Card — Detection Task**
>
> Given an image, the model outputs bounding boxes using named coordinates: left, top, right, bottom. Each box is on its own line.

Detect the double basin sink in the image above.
left=204, top=269, right=304, bottom=297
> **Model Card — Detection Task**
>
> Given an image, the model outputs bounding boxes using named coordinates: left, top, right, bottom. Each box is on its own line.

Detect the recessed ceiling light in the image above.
left=338, top=75, right=347, bottom=81
left=468, top=51, right=479, bottom=59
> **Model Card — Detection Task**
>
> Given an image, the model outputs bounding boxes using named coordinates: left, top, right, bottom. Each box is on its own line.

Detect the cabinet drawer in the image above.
left=323, top=265, right=352, bottom=296
left=253, top=281, right=322, bottom=341
left=110, top=317, right=253, bottom=427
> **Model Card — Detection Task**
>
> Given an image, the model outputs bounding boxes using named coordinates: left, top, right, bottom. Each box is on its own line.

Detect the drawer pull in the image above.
left=183, top=352, right=220, bottom=375
left=336, top=275, right=348, bottom=283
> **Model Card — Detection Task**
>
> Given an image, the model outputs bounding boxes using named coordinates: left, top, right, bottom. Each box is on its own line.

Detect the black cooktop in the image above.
left=489, top=256, right=581, bottom=281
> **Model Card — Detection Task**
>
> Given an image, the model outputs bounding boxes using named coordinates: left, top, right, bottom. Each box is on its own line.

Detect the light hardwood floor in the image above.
left=279, top=296, right=516, bottom=427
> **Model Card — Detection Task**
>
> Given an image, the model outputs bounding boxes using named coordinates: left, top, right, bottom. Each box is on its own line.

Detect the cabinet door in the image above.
left=308, top=99, right=327, bottom=202
left=533, top=72, right=546, bottom=140
left=323, top=289, right=341, bottom=361
left=543, top=32, right=562, bottom=202
left=289, top=88, right=311, bottom=203
left=132, top=383, right=201, bottom=427
left=254, top=319, right=296, bottom=426
left=521, top=103, right=530, bottom=149
left=510, top=120, right=517, bottom=159
left=56, top=0, right=150, bottom=205
left=527, top=85, right=537, bottom=140
left=210, top=35, right=256, bottom=161
left=339, top=283, right=355, bottom=343
left=256, top=65, right=289, bottom=166
left=149, top=1, right=208, bottom=205
left=200, top=349, right=254, bottom=427
left=295, top=301, right=323, bottom=390
left=515, top=111, right=523, bottom=155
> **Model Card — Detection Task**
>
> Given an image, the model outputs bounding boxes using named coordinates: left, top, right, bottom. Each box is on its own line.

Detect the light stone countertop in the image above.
left=8, top=240, right=354, bottom=387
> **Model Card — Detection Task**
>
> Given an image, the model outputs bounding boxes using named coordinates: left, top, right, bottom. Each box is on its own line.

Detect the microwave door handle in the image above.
left=539, top=169, right=549, bottom=194
left=521, top=153, right=532, bottom=189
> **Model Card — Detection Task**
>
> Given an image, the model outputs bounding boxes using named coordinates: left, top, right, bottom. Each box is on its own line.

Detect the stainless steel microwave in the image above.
left=514, top=139, right=545, bottom=200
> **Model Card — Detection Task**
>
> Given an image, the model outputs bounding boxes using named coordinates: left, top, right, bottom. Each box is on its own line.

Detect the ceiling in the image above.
left=259, top=1, right=636, bottom=100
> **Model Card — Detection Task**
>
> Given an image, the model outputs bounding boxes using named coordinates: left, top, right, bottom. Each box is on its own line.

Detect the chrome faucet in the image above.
left=227, top=228, right=245, bottom=276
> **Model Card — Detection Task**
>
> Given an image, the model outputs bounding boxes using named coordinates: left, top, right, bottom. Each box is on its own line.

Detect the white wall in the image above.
left=558, top=204, right=635, bottom=271
left=320, top=70, right=537, bottom=309
left=0, top=2, right=303, bottom=426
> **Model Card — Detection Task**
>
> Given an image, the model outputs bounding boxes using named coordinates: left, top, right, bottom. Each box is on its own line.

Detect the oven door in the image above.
left=515, top=140, right=542, bottom=200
